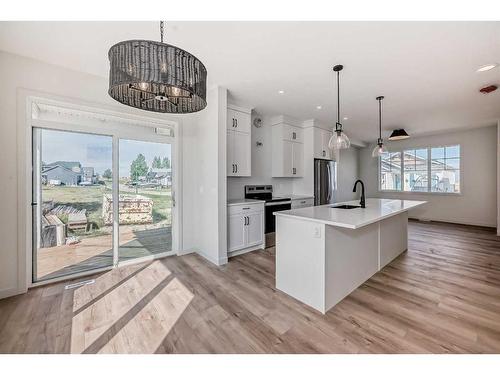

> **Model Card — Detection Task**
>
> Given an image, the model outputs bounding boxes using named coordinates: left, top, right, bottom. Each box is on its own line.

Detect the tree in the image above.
left=102, top=169, right=112, bottom=179
left=130, top=154, right=148, bottom=181
left=161, top=156, right=171, bottom=169
left=152, top=156, right=162, bottom=169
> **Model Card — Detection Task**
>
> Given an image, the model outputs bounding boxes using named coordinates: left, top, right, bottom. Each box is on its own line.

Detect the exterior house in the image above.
left=146, top=168, right=171, bottom=187
left=42, top=164, right=82, bottom=186
left=41, top=161, right=97, bottom=186
left=82, top=167, right=96, bottom=184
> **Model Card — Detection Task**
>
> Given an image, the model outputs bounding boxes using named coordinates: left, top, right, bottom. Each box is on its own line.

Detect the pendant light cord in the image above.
left=160, top=21, right=165, bottom=43
left=337, top=70, right=340, bottom=127
left=378, top=98, right=382, bottom=139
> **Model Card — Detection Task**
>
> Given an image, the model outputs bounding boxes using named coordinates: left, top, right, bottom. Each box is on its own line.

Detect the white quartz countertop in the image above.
left=227, top=199, right=265, bottom=206
left=274, top=198, right=426, bottom=229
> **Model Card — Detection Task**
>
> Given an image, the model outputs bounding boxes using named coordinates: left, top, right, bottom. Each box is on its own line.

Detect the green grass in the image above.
left=42, top=183, right=172, bottom=237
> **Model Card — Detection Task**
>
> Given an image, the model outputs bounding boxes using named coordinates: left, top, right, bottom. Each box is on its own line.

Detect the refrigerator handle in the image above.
left=326, top=163, right=331, bottom=203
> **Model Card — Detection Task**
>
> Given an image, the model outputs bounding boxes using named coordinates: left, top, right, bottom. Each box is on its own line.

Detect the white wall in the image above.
left=227, top=114, right=295, bottom=199
left=359, top=125, right=498, bottom=227
left=497, top=121, right=500, bottom=235
left=337, top=147, right=361, bottom=202
left=0, top=51, right=225, bottom=298
left=190, top=86, right=228, bottom=265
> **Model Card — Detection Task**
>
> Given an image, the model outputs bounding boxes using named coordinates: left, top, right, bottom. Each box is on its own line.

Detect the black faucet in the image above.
left=352, top=180, right=366, bottom=208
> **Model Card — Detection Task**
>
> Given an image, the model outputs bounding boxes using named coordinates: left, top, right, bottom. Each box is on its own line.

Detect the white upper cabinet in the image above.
left=227, top=104, right=252, bottom=177
left=272, top=122, right=304, bottom=177
left=227, top=107, right=251, bottom=134
left=275, top=123, right=304, bottom=143
left=313, top=127, right=334, bottom=160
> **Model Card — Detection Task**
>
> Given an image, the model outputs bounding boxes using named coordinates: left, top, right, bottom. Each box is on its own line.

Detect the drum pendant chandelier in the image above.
left=108, top=21, right=207, bottom=114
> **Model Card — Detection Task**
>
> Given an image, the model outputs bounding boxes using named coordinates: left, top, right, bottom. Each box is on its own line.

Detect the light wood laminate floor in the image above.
left=1, top=221, right=500, bottom=353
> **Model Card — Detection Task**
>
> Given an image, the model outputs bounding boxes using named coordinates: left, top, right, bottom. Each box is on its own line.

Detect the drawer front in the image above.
left=228, top=203, right=264, bottom=216
left=291, top=198, right=314, bottom=209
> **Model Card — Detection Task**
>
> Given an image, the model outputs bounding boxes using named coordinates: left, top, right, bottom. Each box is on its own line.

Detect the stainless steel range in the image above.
left=244, top=185, right=291, bottom=247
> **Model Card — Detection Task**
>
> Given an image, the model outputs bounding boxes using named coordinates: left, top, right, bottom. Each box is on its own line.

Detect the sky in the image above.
left=41, top=129, right=171, bottom=177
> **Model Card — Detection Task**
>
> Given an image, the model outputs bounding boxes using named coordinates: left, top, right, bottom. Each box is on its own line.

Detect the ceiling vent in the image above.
left=479, top=85, right=498, bottom=94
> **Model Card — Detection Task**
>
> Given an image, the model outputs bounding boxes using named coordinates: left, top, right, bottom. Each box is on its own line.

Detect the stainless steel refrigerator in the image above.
left=314, top=158, right=337, bottom=205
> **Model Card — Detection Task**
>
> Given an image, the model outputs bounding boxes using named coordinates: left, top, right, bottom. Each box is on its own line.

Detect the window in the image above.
left=431, top=145, right=460, bottom=193
left=403, top=148, right=428, bottom=192
left=379, top=145, right=460, bottom=194
left=380, top=152, right=402, bottom=191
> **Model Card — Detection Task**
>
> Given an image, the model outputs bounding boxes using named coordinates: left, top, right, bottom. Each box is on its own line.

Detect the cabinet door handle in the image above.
left=292, top=132, right=296, bottom=140
left=235, top=118, right=238, bottom=127
left=247, top=216, right=250, bottom=225
left=235, top=164, right=238, bottom=173
left=322, top=150, right=326, bottom=157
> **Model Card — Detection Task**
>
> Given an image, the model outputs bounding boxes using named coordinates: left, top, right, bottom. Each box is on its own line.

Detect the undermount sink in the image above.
left=331, top=204, right=361, bottom=209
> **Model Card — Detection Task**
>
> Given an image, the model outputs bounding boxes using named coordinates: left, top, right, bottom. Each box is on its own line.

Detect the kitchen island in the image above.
left=274, top=198, right=426, bottom=313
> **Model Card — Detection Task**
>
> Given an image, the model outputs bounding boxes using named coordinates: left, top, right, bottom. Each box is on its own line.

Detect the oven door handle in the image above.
left=265, top=201, right=292, bottom=207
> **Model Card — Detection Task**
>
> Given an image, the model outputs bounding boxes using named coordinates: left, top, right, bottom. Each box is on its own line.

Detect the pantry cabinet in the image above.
left=272, top=122, right=304, bottom=177
left=227, top=105, right=252, bottom=177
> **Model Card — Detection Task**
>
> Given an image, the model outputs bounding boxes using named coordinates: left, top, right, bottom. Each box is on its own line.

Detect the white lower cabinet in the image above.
left=227, top=202, right=265, bottom=256
left=245, top=212, right=264, bottom=247
left=228, top=214, right=246, bottom=251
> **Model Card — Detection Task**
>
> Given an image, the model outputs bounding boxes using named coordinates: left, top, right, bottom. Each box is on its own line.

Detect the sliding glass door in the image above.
left=118, top=139, right=174, bottom=262
left=32, top=128, right=114, bottom=282
left=32, top=127, right=175, bottom=283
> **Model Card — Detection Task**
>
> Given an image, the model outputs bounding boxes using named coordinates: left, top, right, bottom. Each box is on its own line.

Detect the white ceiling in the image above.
left=1, top=21, right=499, bottom=142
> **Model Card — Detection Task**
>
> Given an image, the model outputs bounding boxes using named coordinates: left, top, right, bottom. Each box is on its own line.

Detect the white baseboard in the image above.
left=411, top=216, right=496, bottom=228
left=0, top=286, right=25, bottom=300
left=228, top=243, right=264, bottom=258
left=196, top=249, right=228, bottom=266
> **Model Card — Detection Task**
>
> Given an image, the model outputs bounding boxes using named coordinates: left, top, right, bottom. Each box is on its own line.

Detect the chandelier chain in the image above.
left=160, top=21, right=164, bottom=43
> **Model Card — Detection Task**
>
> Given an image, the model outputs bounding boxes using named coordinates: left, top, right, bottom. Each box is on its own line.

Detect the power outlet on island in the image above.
left=313, top=226, right=321, bottom=238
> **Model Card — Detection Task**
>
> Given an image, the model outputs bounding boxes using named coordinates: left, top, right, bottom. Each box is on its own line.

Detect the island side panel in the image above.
left=324, top=223, right=379, bottom=312
left=379, top=211, right=408, bottom=270
left=275, top=215, right=326, bottom=313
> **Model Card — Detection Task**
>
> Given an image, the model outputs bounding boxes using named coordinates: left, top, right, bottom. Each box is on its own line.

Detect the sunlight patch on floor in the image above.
left=69, top=260, right=192, bottom=353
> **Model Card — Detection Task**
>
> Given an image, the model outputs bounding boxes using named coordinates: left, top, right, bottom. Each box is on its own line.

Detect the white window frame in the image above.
left=18, top=91, right=183, bottom=290
left=378, top=144, right=462, bottom=195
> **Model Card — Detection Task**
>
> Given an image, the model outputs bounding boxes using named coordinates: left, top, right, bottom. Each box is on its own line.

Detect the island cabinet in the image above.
left=272, top=123, right=304, bottom=177
left=274, top=198, right=426, bottom=314
left=227, top=200, right=265, bottom=257
left=227, top=105, right=252, bottom=177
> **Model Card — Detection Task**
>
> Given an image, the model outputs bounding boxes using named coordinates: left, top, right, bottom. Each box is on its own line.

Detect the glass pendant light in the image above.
left=328, top=65, right=350, bottom=150
left=372, top=96, right=388, bottom=157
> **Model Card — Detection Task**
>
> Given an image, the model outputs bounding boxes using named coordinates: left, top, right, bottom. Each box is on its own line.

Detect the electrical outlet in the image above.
left=313, top=226, right=321, bottom=238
